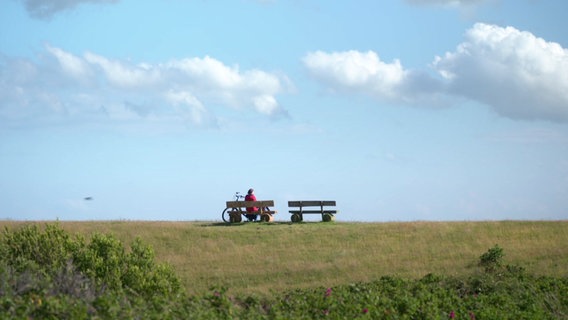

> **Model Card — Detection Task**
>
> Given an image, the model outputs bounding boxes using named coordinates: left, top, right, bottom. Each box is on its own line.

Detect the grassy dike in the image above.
left=1, top=220, right=566, bottom=296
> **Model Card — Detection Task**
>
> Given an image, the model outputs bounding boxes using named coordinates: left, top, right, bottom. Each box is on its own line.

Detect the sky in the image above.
left=1, top=0, right=567, bottom=222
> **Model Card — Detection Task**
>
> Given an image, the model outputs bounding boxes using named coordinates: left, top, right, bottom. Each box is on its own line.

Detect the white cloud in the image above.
left=16, top=0, right=119, bottom=19
left=0, top=55, right=75, bottom=120
left=166, top=57, right=284, bottom=107
left=303, top=50, right=447, bottom=106
left=168, top=56, right=241, bottom=89
left=0, top=45, right=288, bottom=127
left=84, top=52, right=161, bottom=89
left=303, top=50, right=406, bottom=99
left=252, top=95, right=278, bottom=115
left=46, top=44, right=92, bottom=79
left=303, top=23, right=568, bottom=122
left=164, top=90, right=213, bottom=126
left=434, top=23, right=568, bottom=122
left=304, top=51, right=406, bottom=95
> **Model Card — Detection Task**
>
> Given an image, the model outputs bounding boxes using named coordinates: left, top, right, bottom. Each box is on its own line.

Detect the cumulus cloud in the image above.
left=164, top=90, right=211, bottom=126
left=303, top=51, right=406, bottom=95
left=84, top=52, right=161, bottom=89
left=303, top=23, right=568, bottom=122
left=16, top=0, right=119, bottom=19
left=46, top=45, right=92, bottom=79
left=303, top=50, right=447, bottom=106
left=0, top=45, right=289, bottom=127
left=433, top=23, right=568, bottom=122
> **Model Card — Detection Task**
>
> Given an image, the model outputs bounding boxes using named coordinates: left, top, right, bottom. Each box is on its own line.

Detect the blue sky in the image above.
left=1, top=0, right=567, bottom=222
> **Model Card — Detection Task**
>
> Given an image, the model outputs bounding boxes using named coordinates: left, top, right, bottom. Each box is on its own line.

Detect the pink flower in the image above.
left=323, top=309, right=330, bottom=316
left=449, top=311, right=456, bottom=319
left=325, top=288, right=332, bottom=297
left=362, top=308, right=369, bottom=314
left=469, top=311, right=476, bottom=320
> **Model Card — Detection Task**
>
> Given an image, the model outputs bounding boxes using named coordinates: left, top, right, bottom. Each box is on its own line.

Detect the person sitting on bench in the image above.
left=245, top=188, right=259, bottom=221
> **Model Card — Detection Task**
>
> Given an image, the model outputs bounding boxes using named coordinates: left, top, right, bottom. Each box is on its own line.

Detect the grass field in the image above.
left=1, top=220, right=566, bottom=297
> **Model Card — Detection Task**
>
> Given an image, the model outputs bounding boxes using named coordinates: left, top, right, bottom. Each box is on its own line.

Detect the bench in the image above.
left=225, top=200, right=277, bottom=223
left=288, top=201, right=337, bottom=222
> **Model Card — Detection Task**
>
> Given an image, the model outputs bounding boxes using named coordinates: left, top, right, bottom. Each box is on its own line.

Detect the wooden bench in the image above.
left=225, top=200, right=277, bottom=223
left=288, top=201, right=337, bottom=222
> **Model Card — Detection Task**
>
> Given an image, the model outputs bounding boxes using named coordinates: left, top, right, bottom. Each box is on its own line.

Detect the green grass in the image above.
left=1, top=220, right=566, bottom=297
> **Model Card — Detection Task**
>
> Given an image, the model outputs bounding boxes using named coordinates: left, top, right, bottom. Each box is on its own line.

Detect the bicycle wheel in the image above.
left=221, top=207, right=232, bottom=223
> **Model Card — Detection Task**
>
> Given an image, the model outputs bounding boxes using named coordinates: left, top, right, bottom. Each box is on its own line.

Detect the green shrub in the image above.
left=264, top=270, right=567, bottom=319
left=0, top=223, right=185, bottom=319
left=0, top=224, right=77, bottom=274
left=479, top=244, right=504, bottom=272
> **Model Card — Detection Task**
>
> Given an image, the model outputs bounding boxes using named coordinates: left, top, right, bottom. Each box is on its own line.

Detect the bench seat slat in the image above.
left=226, top=200, right=275, bottom=208
left=289, top=210, right=337, bottom=214
left=229, top=210, right=277, bottom=214
left=288, top=200, right=336, bottom=207
left=246, top=211, right=277, bottom=215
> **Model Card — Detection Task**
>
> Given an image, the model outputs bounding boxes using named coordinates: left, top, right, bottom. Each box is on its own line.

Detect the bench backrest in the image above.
left=226, top=200, right=275, bottom=208
left=288, top=200, right=336, bottom=207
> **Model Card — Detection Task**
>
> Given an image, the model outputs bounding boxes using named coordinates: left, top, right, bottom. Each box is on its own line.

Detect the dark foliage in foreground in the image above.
left=1, top=224, right=566, bottom=319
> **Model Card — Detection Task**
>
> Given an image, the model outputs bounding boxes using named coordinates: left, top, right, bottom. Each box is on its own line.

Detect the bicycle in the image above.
left=221, top=192, right=245, bottom=223
left=221, top=192, right=271, bottom=223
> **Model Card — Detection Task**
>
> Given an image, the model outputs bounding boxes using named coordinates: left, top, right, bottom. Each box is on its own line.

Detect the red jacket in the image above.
left=245, top=193, right=258, bottom=212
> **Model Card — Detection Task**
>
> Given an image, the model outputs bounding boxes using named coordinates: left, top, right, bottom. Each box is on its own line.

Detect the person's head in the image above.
left=248, top=188, right=254, bottom=195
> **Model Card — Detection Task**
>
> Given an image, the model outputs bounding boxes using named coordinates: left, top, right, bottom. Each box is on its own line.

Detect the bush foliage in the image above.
left=1, top=224, right=567, bottom=319
left=479, top=244, right=504, bottom=273
left=0, top=223, right=184, bottom=319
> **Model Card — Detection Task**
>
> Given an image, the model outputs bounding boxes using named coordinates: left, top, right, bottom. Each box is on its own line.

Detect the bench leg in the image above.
left=230, top=211, right=243, bottom=223
left=322, top=213, right=335, bottom=222
left=261, top=214, right=274, bottom=223
left=291, top=213, right=302, bottom=223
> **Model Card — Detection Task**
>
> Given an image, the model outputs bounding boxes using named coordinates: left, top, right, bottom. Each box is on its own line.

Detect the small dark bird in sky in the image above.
left=84, top=197, right=93, bottom=201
